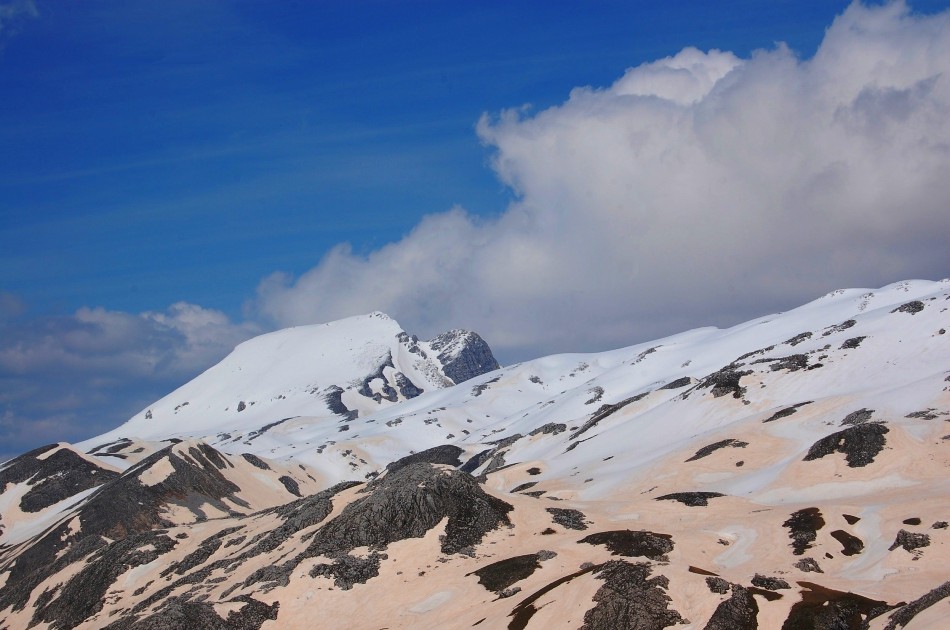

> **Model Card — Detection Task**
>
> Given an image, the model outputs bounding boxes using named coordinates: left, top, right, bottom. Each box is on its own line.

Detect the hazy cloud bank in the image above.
left=254, top=1, right=950, bottom=360
left=0, top=302, right=258, bottom=460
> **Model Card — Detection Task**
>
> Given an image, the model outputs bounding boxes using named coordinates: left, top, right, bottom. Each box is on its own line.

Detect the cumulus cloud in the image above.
left=0, top=301, right=258, bottom=457
left=253, top=1, right=950, bottom=360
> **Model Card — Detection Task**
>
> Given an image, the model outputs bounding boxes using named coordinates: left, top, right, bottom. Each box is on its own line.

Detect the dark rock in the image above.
left=309, top=552, right=384, bottom=590
left=471, top=375, right=501, bottom=396
left=889, top=530, right=930, bottom=553
left=705, top=584, right=759, bottom=630
left=580, top=561, right=687, bottom=630
left=843, top=514, right=861, bottom=525
left=830, top=530, right=864, bottom=556
left=570, top=393, right=649, bottom=440
left=932, top=521, right=948, bottom=529
left=298, top=463, right=512, bottom=559
left=578, top=530, right=674, bottom=561
left=685, top=439, right=747, bottom=462
left=902, top=517, right=921, bottom=525
left=245, top=417, right=296, bottom=442
left=105, top=595, right=278, bottom=630
left=508, top=563, right=603, bottom=630
left=781, top=581, right=894, bottom=630
left=659, top=376, right=692, bottom=390
left=511, top=482, right=538, bottom=493
left=793, top=557, right=823, bottom=573
left=428, top=330, right=500, bottom=384
left=891, top=300, right=924, bottom=315
left=9, top=447, right=121, bottom=513
left=905, top=409, right=939, bottom=420
left=585, top=387, right=605, bottom=405
left=278, top=476, right=302, bottom=497
left=840, top=336, right=867, bottom=349
left=386, top=445, right=464, bottom=475
left=883, top=579, right=950, bottom=630
left=655, top=492, right=725, bottom=507
left=694, top=365, right=752, bottom=400
left=470, top=554, right=541, bottom=593
left=752, top=574, right=791, bottom=590
left=822, top=319, right=857, bottom=336
left=706, top=577, right=730, bottom=594
left=840, top=408, right=875, bottom=426
left=546, top=507, right=588, bottom=531
left=784, top=508, right=825, bottom=556
left=394, top=372, right=424, bottom=399
left=753, top=354, right=809, bottom=372
left=763, top=401, right=813, bottom=423
left=31, top=530, right=178, bottom=628
left=803, top=423, right=889, bottom=467
left=529, top=423, right=567, bottom=436
left=237, top=401, right=246, bottom=412
left=323, top=386, right=358, bottom=422
left=240, top=453, right=270, bottom=470
left=784, top=332, right=813, bottom=347
left=459, top=449, right=493, bottom=474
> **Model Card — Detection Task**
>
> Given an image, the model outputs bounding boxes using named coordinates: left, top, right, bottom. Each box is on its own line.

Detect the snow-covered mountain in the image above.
left=2, top=279, right=949, bottom=629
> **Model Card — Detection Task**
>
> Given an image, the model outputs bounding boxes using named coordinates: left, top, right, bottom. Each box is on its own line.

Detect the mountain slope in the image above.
left=1, top=279, right=949, bottom=629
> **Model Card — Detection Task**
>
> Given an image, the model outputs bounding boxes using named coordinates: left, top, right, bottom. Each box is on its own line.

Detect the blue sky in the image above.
left=2, top=1, right=950, bottom=461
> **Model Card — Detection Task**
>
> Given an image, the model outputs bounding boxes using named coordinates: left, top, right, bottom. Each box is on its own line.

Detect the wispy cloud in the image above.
left=252, top=2, right=950, bottom=360
left=0, top=300, right=259, bottom=456
left=0, top=0, right=37, bottom=48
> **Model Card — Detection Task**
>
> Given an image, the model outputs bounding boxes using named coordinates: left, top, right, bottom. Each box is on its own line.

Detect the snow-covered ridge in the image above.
left=83, top=311, right=500, bottom=453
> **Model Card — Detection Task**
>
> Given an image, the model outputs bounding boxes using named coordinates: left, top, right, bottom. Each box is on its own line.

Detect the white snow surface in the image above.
left=71, top=279, right=950, bottom=500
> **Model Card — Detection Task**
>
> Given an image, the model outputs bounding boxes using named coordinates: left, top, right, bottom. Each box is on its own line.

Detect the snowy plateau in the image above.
left=1, top=280, right=949, bottom=629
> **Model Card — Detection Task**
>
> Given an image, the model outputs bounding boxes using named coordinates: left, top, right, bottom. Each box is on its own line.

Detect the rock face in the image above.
left=428, top=329, right=501, bottom=384
left=2, top=281, right=950, bottom=628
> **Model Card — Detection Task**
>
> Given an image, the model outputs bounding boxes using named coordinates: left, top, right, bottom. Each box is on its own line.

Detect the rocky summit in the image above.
left=2, top=280, right=950, bottom=629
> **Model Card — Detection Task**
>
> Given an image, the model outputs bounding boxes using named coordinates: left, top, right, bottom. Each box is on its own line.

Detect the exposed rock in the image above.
left=694, top=365, right=752, bottom=400
left=240, top=453, right=270, bottom=470
left=429, top=330, right=500, bottom=385
left=5, top=446, right=121, bottom=513
left=753, top=354, right=809, bottom=372
left=889, top=530, right=930, bottom=554
left=570, top=393, right=649, bottom=440
left=783, top=508, right=825, bottom=556
left=840, top=408, right=875, bottom=426
left=781, top=582, right=894, bottom=630
left=323, top=386, right=358, bottom=422
left=278, top=475, right=301, bottom=497
left=830, top=530, right=864, bottom=556
left=298, top=464, right=512, bottom=559
left=793, top=557, right=823, bottom=573
left=763, top=401, right=813, bottom=423
left=385, top=445, right=464, bottom=475
left=705, top=583, right=759, bottom=630
left=471, top=376, right=501, bottom=397
left=470, top=553, right=542, bottom=593
left=659, top=377, right=692, bottom=390
left=309, top=552, right=384, bottom=590
left=655, top=492, right=725, bottom=507
left=784, top=332, right=813, bottom=347
left=706, top=577, right=730, bottom=594
left=883, top=580, right=950, bottom=630
left=546, top=507, right=588, bottom=531
left=822, top=319, right=857, bottom=336
left=105, top=595, right=278, bottom=630
left=803, top=423, right=889, bottom=467
left=752, top=574, right=791, bottom=590
left=685, top=439, right=748, bottom=462
left=529, top=422, right=567, bottom=436
left=578, top=530, right=674, bottom=561
left=581, top=561, right=687, bottom=630
left=840, top=336, right=867, bottom=349
left=891, top=300, right=924, bottom=315
left=394, top=372, right=424, bottom=399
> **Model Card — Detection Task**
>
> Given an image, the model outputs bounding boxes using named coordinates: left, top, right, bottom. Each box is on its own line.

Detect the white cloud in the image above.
left=0, top=301, right=258, bottom=453
left=0, top=0, right=37, bottom=40
left=252, top=1, right=950, bottom=361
